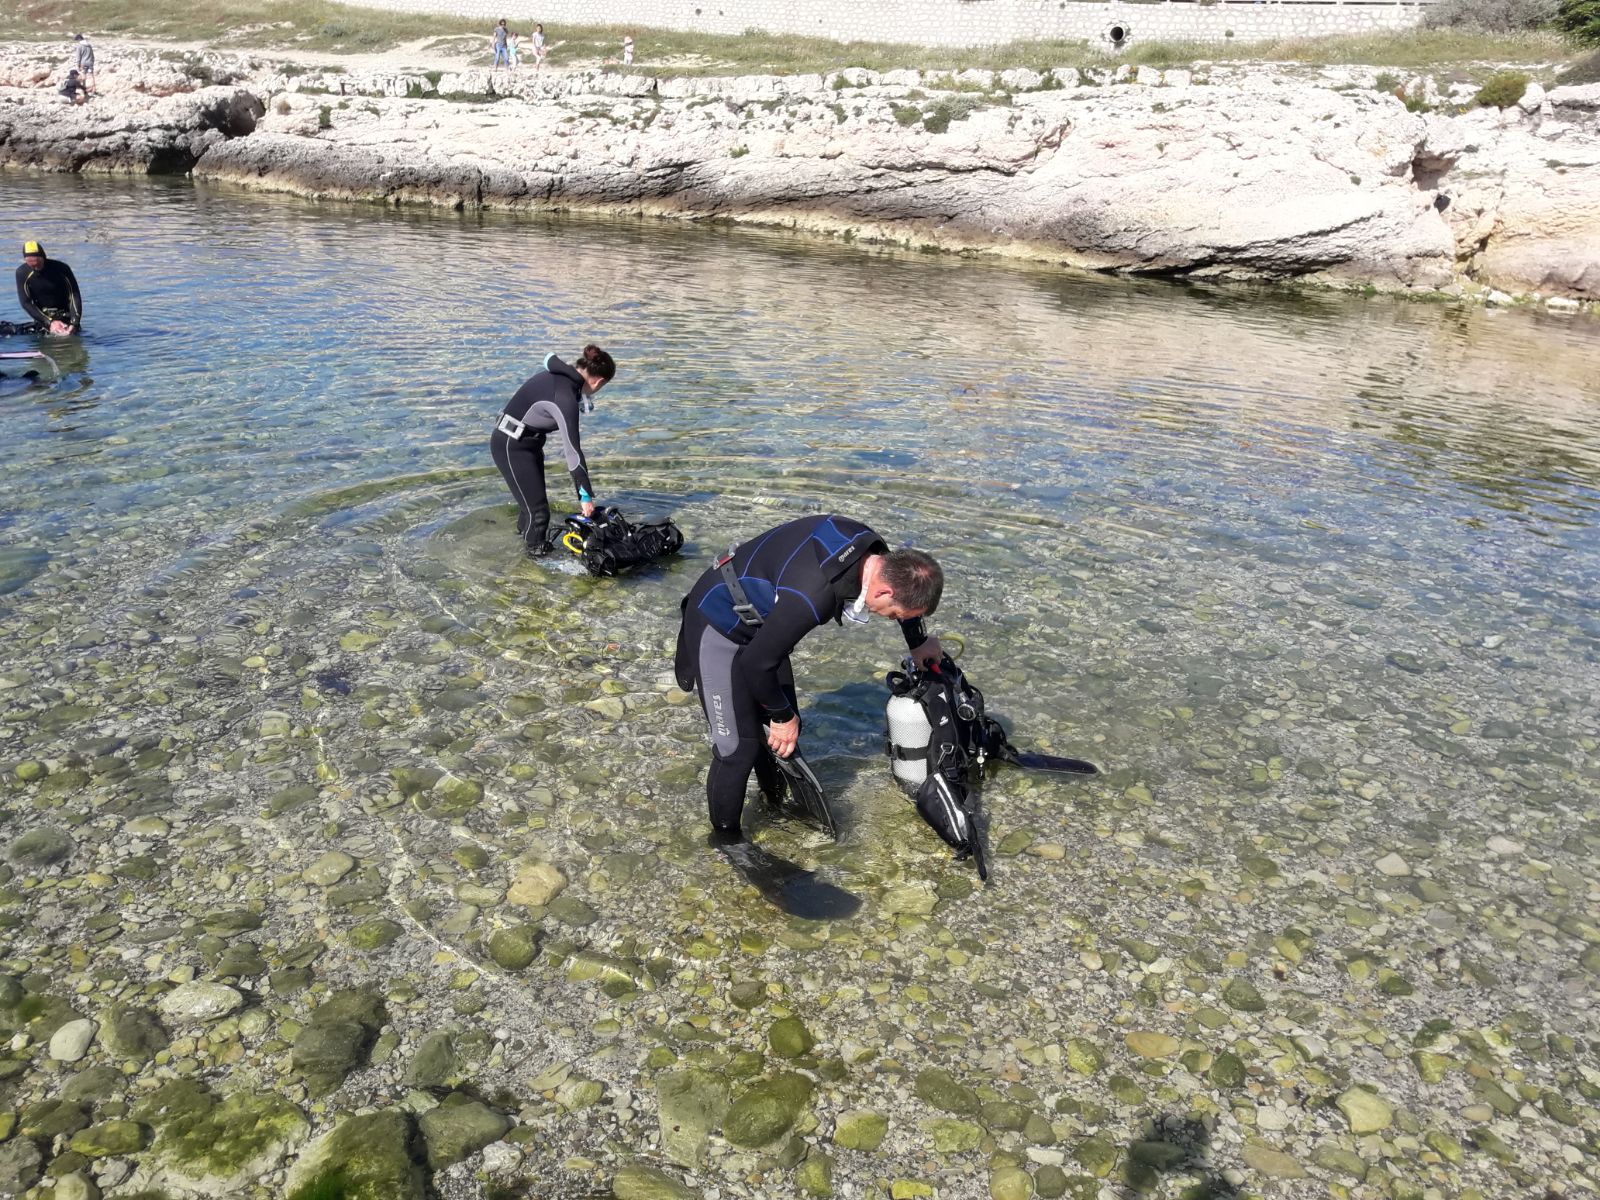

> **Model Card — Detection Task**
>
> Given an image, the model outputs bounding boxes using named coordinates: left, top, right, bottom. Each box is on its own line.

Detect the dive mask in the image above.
left=843, top=595, right=871, bottom=626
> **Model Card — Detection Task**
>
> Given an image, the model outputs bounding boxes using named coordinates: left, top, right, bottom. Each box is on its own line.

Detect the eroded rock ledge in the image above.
left=2, top=44, right=1597, bottom=303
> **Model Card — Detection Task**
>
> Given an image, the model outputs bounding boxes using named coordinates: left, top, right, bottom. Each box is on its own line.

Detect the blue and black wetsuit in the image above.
left=490, top=354, right=596, bottom=553
left=675, top=514, right=931, bottom=831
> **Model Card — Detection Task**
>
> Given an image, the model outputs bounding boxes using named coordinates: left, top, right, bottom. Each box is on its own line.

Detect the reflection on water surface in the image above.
left=1, top=171, right=1597, bottom=1199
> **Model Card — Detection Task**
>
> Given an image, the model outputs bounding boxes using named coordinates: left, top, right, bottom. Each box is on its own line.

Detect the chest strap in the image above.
left=717, top=548, right=764, bottom=628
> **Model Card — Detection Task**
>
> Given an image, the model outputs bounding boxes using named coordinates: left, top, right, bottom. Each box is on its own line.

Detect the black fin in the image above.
left=986, top=722, right=1098, bottom=775
left=772, top=749, right=838, bottom=839
left=708, top=833, right=860, bottom=920
left=1006, top=749, right=1100, bottom=775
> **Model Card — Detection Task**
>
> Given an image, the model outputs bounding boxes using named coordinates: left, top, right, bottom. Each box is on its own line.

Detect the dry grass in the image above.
left=0, top=0, right=1581, bottom=69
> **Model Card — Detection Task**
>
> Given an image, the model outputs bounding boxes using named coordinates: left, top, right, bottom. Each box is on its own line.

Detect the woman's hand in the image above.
left=766, top=716, right=800, bottom=758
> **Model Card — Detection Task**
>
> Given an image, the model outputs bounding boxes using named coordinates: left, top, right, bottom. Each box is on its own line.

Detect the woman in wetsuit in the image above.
left=490, top=344, right=615, bottom=557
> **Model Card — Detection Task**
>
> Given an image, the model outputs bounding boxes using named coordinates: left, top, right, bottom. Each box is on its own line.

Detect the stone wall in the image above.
left=335, top=0, right=1428, bottom=48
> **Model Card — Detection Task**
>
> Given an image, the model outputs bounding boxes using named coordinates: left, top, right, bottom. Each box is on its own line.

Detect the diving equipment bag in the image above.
left=885, top=654, right=1100, bottom=879
left=885, top=654, right=991, bottom=879
left=559, top=506, right=684, bottom=577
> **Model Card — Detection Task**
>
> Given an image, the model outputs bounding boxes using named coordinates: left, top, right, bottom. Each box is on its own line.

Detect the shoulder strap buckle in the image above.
left=717, top=546, right=764, bottom=628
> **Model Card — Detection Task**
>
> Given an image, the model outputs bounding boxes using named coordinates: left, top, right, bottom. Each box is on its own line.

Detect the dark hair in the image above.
left=880, top=548, right=942, bottom=615
left=576, top=344, right=616, bottom=382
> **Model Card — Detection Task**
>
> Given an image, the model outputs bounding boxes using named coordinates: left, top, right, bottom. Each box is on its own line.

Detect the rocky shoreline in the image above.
left=2, top=42, right=1598, bottom=305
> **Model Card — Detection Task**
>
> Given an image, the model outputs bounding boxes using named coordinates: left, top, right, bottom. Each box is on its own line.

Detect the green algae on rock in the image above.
left=157, top=1090, right=309, bottom=1185
left=286, top=1109, right=425, bottom=1200
left=768, top=1016, right=816, bottom=1059
left=832, top=1109, right=889, bottom=1151
left=417, top=1093, right=511, bottom=1169
left=612, top=1164, right=703, bottom=1200
left=914, top=1067, right=979, bottom=1115
left=656, top=1069, right=730, bottom=1168
left=723, top=1072, right=814, bottom=1148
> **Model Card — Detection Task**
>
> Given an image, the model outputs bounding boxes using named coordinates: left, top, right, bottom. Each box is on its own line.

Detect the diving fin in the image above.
left=770, top=749, right=839, bottom=840
left=1001, top=747, right=1100, bottom=775
left=708, top=831, right=860, bottom=920
left=986, top=718, right=1098, bottom=776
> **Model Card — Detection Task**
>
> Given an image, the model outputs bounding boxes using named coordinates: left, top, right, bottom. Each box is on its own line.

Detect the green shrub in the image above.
left=1475, top=70, right=1529, bottom=105
left=1424, top=0, right=1555, bottom=31
left=1374, top=70, right=1402, bottom=91
left=316, top=104, right=331, bottom=129
left=1557, top=0, right=1600, bottom=43
left=891, top=103, right=921, bottom=126
left=1561, top=46, right=1600, bottom=79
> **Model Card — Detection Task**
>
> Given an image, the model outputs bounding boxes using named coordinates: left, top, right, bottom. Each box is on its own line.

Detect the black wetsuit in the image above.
left=489, top=354, right=595, bottom=552
left=15, top=259, right=82, bottom=330
left=675, top=514, right=930, bottom=831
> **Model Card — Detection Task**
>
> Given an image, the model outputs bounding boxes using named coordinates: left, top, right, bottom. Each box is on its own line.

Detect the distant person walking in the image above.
left=72, top=33, right=95, bottom=93
left=622, top=34, right=634, bottom=67
left=532, top=24, right=548, bottom=71
left=491, top=18, right=510, bottom=70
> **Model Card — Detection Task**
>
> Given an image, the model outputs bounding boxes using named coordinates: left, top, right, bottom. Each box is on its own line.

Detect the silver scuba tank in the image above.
left=886, top=692, right=932, bottom=789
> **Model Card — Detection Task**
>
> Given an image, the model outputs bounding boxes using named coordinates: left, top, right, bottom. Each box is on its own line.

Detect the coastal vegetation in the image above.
left=0, top=0, right=1586, bottom=72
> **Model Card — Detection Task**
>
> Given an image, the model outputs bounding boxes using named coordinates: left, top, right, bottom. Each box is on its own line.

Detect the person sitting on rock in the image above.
left=59, top=69, right=89, bottom=106
left=16, top=241, right=83, bottom=336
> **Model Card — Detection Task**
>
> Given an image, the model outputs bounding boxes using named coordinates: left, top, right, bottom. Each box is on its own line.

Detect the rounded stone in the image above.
left=1335, top=1086, right=1393, bottom=1134
left=303, top=851, right=357, bottom=886
left=832, top=1109, right=888, bottom=1151
left=158, top=982, right=244, bottom=1025
left=49, top=1019, right=99, bottom=1063
left=1126, top=1031, right=1180, bottom=1059
left=990, top=1165, right=1034, bottom=1200
left=488, top=926, right=540, bottom=971
left=507, top=862, right=567, bottom=907
left=768, top=1017, right=815, bottom=1059
left=7, top=826, right=73, bottom=866
left=69, top=1119, right=145, bottom=1157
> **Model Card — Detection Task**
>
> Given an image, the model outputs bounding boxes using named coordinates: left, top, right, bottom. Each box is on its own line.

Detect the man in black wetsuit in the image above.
left=15, top=242, right=82, bottom=336
left=675, top=514, right=945, bottom=834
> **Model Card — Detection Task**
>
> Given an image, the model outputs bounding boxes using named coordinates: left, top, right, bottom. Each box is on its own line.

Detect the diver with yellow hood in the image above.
left=14, top=241, right=82, bottom=336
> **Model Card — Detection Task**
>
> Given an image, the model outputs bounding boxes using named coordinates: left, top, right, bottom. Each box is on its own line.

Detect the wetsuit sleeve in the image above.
left=734, top=593, right=818, bottom=723
left=900, top=617, right=930, bottom=651
left=528, top=397, right=594, bottom=501
left=16, top=268, right=47, bottom=326
left=62, top=264, right=81, bottom=325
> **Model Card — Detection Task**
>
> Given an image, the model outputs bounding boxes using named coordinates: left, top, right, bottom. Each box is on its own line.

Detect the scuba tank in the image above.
left=886, top=691, right=933, bottom=789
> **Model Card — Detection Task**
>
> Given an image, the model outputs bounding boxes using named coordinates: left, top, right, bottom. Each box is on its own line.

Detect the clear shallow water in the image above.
left=3, top=171, right=1599, bottom=1197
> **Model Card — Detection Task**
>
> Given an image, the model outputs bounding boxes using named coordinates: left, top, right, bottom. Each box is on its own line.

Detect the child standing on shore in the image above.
left=532, top=24, right=548, bottom=72
left=72, top=33, right=95, bottom=94
left=622, top=34, right=634, bottom=67
left=507, top=29, right=520, bottom=69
